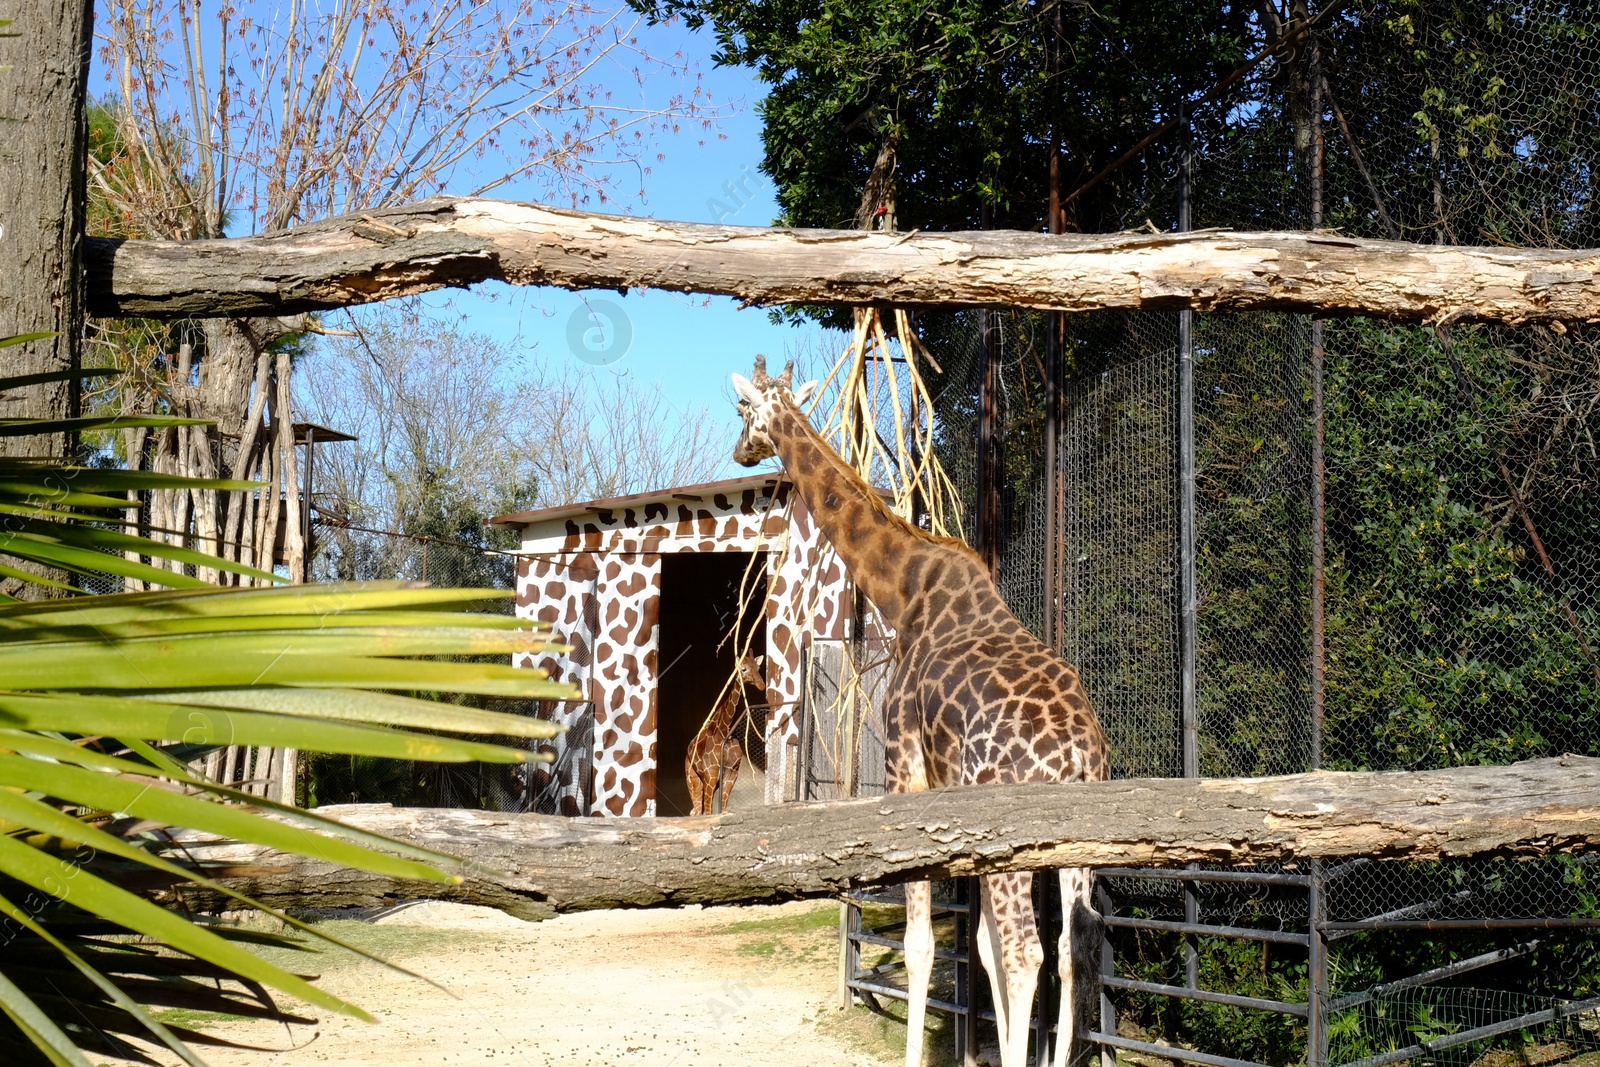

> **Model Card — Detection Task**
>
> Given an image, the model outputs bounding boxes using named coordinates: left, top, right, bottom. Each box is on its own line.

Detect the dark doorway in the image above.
left=655, top=552, right=766, bottom=817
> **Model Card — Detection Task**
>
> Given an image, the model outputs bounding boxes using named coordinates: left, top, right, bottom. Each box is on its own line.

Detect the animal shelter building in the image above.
left=491, top=473, right=854, bottom=817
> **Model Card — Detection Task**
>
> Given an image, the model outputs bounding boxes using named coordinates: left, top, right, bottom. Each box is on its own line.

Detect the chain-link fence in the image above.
left=309, top=519, right=518, bottom=594
left=916, top=3, right=1600, bottom=1063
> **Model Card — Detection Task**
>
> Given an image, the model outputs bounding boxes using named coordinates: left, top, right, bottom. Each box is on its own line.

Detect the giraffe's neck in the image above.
left=704, top=682, right=743, bottom=735
left=768, top=402, right=964, bottom=633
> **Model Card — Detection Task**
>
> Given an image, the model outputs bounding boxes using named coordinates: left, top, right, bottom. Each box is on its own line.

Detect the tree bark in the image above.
left=84, top=197, right=1600, bottom=327
left=0, top=0, right=93, bottom=448
left=170, top=756, right=1600, bottom=921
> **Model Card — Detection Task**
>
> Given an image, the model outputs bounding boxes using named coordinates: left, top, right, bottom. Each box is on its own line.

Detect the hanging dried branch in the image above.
left=764, top=144, right=967, bottom=797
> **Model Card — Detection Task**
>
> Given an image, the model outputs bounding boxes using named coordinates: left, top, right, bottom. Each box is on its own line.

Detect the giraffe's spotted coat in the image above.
left=731, top=356, right=1109, bottom=1067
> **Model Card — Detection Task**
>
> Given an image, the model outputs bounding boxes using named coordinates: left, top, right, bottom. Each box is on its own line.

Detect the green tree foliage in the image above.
left=1318, top=0, right=1600, bottom=247
left=636, top=0, right=1251, bottom=234
left=1320, top=322, right=1600, bottom=771
left=1190, top=316, right=1316, bottom=778
left=649, top=3, right=1600, bottom=1057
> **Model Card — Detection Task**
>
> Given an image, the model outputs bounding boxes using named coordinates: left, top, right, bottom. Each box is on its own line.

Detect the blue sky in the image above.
left=95, top=3, right=807, bottom=481
left=430, top=13, right=816, bottom=476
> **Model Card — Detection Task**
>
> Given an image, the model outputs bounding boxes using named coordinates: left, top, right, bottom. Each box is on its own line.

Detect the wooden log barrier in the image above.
left=87, top=196, right=1600, bottom=325
left=172, top=756, right=1600, bottom=921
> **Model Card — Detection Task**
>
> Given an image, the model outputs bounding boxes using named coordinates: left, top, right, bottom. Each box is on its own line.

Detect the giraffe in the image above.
left=686, top=651, right=766, bottom=815
left=731, top=355, right=1110, bottom=1067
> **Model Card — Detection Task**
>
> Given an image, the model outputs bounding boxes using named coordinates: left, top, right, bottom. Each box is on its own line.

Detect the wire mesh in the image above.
left=1330, top=987, right=1600, bottom=1067
left=1107, top=869, right=1314, bottom=928
left=1192, top=314, right=1314, bottom=779
left=310, top=520, right=518, bottom=598
left=798, top=638, right=892, bottom=801
left=1327, top=854, right=1600, bottom=926
left=917, top=3, right=1600, bottom=1062
left=1055, top=322, right=1184, bottom=779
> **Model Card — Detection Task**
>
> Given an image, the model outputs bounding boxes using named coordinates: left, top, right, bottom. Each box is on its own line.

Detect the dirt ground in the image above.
left=142, top=897, right=1600, bottom=1067
left=158, top=899, right=919, bottom=1067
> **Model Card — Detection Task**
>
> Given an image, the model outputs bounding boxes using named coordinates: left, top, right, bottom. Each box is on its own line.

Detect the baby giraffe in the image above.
left=686, top=651, right=766, bottom=816
left=731, top=356, right=1109, bottom=1067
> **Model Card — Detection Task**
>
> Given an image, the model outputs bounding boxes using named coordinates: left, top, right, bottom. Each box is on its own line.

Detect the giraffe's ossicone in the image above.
left=732, top=354, right=1110, bottom=1067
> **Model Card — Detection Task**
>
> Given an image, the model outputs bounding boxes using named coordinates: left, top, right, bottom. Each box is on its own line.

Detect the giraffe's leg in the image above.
left=974, top=882, right=1010, bottom=1057
left=980, top=872, right=1044, bottom=1067
left=882, top=674, right=933, bottom=1066
left=718, top=755, right=740, bottom=813
left=686, top=763, right=706, bottom=816
left=903, top=879, right=935, bottom=1067
left=884, top=679, right=931, bottom=1067
left=1053, top=868, right=1096, bottom=1067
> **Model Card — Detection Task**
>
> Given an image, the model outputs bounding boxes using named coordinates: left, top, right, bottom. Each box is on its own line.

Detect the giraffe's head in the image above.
left=731, top=355, right=818, bottom=467
left=738, top=651, right=766, bottom=689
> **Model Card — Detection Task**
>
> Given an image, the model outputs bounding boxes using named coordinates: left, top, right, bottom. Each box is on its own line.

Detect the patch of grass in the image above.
left=723, top=900, right=977, bottom=1064
left=735, top=938, right=780, bottom=958
left=1473, top=1044, right=1600, bottom=1067
left=149, top=1007, right=254, bottom=1028
left=721, top=901, right=841, bottom=966
left=817, top=992, right=961, bottom=1067
left=721, top=902, right=841, bottom=938
left=223, top=918, right=511, bottom=975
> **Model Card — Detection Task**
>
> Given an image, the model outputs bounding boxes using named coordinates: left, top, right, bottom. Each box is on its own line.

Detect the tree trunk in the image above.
left=85, top=197, right=1600, bottom=326
left=0, top=0, right=93, bottom=450
left=168, top=756, right=1600, bottom=921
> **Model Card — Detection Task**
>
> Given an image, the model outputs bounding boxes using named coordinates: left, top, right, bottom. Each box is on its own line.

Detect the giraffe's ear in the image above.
left=731, top=374, right=762, bottom=405
left=793, top=379, right=820, bottom=406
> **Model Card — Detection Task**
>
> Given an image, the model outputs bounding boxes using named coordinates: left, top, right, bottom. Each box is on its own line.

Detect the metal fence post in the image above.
left=1176, top=98, right=1202, bottom=992
left=955, top=876, right=980, bottom=1066
left=1307, top=34, right=1332, bottom=1067
left=1098, top=880, right=1118, bottom=1067
left=977, top=308, right=1002, bottom=582
left=1308, top=859, right=1329, bottom=1067
left=839, top=898, right=857, bottom=1010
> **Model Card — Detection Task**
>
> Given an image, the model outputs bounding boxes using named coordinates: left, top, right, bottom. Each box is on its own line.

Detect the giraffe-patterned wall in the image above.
left=496, top=475, right=850, bottom=817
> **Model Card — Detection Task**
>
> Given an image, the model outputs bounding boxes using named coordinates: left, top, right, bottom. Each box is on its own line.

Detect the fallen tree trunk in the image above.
left=175, top=756, right=1600, bottom=921
left=87, top=196, right=1600, bottom=325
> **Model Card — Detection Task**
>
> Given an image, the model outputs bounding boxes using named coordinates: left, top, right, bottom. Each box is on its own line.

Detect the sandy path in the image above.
left=183, top=901, right=880, bottom=1067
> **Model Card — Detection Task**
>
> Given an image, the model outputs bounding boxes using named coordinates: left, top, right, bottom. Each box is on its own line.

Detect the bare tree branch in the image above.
left=297, top=304, right=723, bottom=580
left=86, top=0, right=719, bottom=598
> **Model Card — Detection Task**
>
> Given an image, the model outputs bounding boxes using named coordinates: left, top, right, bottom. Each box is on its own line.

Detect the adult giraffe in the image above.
left=731, top=355, right=1109, bottom=1067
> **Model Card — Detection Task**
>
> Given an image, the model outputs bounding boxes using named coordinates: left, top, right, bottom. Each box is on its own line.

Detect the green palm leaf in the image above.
left=0, top=964, right=87, bottom=1067
left=0, top=348, right=582, bottom=1063
left=0, top=891, right=207, bottom=1067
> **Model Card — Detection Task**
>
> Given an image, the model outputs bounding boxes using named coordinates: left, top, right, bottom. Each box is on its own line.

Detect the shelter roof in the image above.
left=487, top=473, right=787, bottom=528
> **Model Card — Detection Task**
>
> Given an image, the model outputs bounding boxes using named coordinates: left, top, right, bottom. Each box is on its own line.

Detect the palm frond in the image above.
left=0, top=346, right=579, bottom=1063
